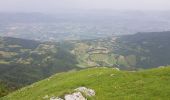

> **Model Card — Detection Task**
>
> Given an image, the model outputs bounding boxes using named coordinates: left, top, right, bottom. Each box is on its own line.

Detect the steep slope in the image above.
left=3, top=67, right=170, bottom=100
left=0, top=37, right=78, bottom=97
left=0, top=82, right=12, bottom=97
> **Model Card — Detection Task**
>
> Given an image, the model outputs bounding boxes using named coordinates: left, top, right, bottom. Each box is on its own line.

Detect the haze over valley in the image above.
left=0, top=11, right=170, bottom=41
left=0, top=0, right=170, bottom=99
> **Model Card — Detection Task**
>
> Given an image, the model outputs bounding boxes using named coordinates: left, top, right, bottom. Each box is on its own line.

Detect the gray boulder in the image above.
left=64, top=92, right=86, bottom=100
left=75, top=87, right=95, bottom=97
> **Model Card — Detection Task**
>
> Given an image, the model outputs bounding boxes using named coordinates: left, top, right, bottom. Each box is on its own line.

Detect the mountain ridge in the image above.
left=2, top=66, right=170, bottom=100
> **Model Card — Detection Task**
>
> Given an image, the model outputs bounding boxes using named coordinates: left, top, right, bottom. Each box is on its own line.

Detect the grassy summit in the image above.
left=2, top=67, right=170, bottom=100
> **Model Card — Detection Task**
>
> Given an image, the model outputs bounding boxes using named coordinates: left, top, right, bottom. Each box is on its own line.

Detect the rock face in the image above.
left=64, top=92, right=86, bottom=100
left=75, top=87, right=95, bottom=97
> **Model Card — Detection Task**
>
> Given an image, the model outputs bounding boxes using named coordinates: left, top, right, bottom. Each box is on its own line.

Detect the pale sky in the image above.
left=0, top=0, right=170, bottom=13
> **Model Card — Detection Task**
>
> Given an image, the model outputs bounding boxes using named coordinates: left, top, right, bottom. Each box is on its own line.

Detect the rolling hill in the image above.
left=69, top=31, right=170, bottom=69
left=2, top=67, right=170, bottom=100
left=116, top=31, right=170, bottom=68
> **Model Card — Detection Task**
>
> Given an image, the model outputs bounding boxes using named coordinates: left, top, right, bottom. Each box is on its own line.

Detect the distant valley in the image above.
left=0, top=11, right=170, bottom=41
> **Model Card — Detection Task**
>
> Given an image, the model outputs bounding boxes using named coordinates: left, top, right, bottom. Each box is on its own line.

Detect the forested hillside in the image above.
left=68, top=31, right=170, bottom=69
left=0, top=37, right=78, bottom=96
left=116, top=31, right=170, bottom=68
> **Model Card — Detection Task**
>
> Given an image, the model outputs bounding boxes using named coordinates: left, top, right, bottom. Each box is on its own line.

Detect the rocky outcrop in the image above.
left=47, top=87, right=95, bottom=100
left=65, top=92, right=86, bottom=100
left=75, top=87, right=95, bottom=97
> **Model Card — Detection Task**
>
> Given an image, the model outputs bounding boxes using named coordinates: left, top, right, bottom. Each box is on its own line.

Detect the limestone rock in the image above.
left=75, top=87, right=95, bottom=97
left=49, top=87, right=95, bottom=100
left=64, top=92, right=86, bottom=100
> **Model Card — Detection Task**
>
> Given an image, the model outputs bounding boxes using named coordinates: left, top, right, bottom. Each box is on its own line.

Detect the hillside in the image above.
left=0, top=37, right=78, bottom=96
left=0, top=82, right=12, bottom=97
left=2, top=67, right=170, bottom=100
left=69, top=31, right=170, bottom=69
left=116, top=31, right=170, bottom=68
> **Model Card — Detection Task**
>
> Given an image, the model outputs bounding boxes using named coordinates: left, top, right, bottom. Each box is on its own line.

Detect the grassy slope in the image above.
left=2, top=67, right=170, bottom=100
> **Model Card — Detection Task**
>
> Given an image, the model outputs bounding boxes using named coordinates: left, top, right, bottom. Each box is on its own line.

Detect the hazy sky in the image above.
left=0, top=0, right=170, bottom=13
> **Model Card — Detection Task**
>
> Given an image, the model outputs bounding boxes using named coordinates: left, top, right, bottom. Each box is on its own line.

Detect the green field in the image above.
left=90, top=54, right=109, bottom=61
left=2, top=67, right=170, bottom=100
